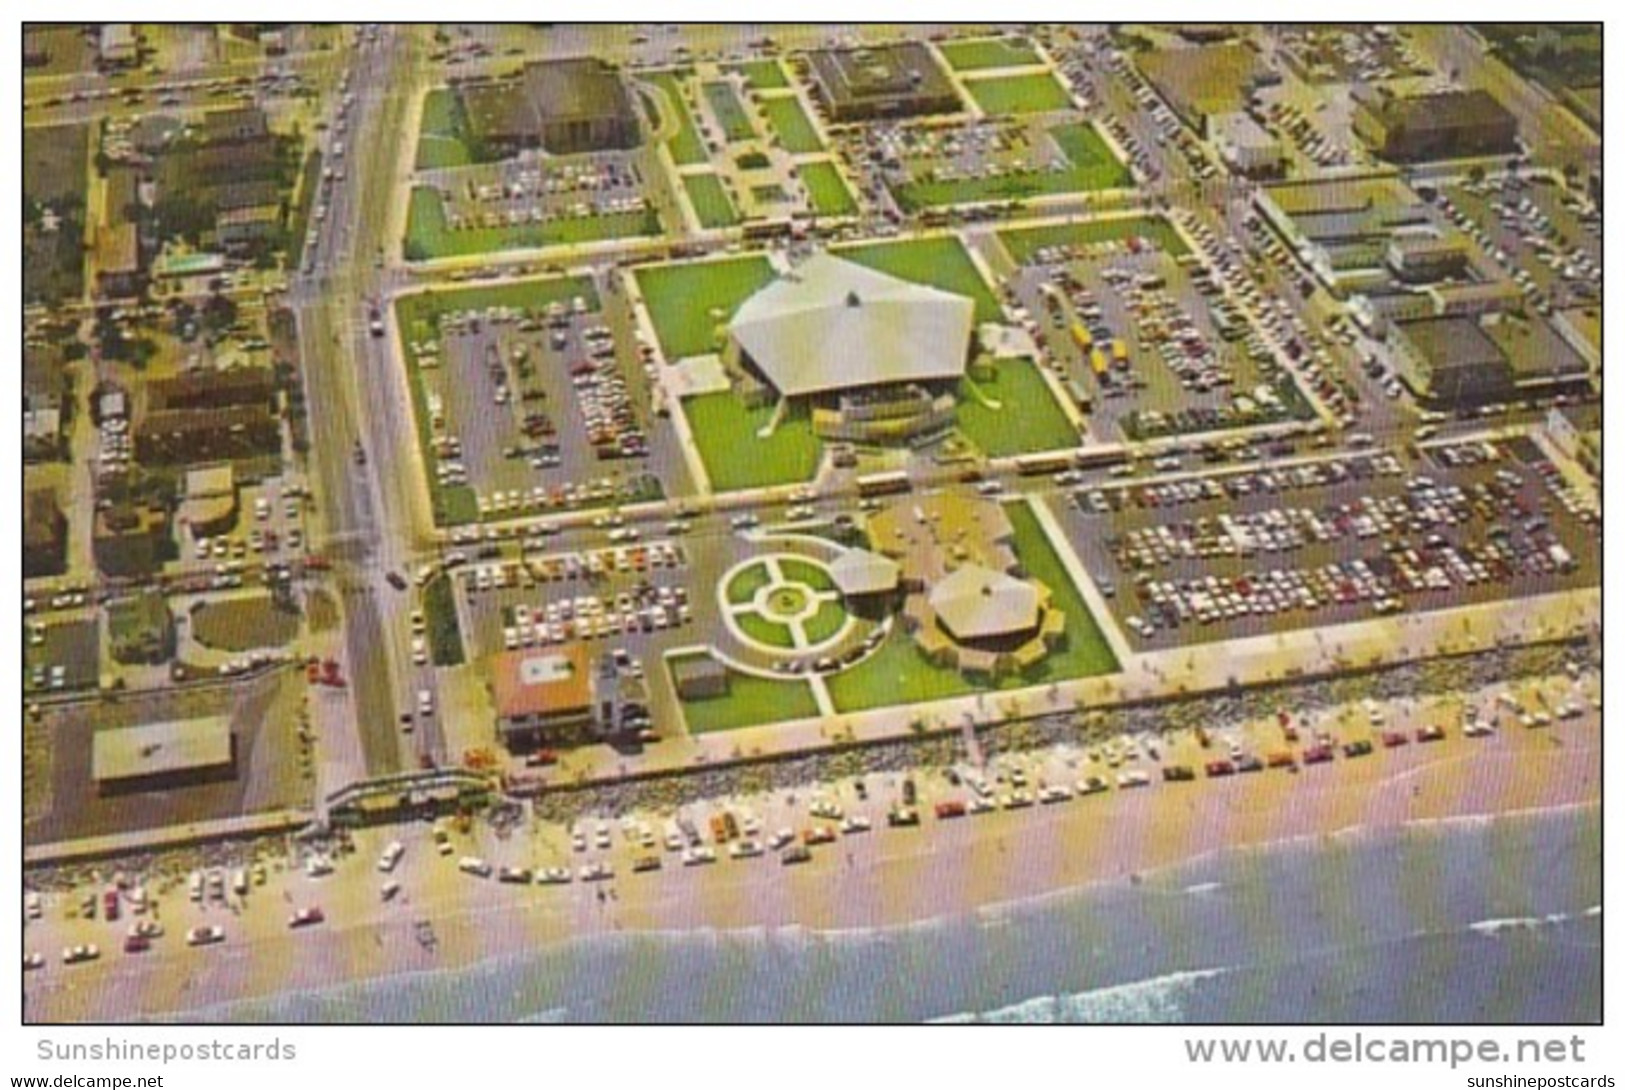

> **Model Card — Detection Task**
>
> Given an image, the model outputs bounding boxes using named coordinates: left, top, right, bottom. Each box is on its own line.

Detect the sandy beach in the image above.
left=24, top=668, right=1600, bottom=1023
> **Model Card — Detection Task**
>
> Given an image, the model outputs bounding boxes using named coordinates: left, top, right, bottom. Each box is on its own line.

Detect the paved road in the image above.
left=289, top=26, right=432, bottom=779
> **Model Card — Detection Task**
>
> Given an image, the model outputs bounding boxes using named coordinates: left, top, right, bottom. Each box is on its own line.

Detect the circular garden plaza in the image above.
left=670, top=494, right=1077, bottom=731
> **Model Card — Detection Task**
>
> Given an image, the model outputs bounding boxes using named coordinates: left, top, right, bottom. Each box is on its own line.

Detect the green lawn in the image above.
left=799, top=160, right=857, bottom=216
left=761, top=95, right=824, bottom=154
left=422, top=572, right=466, bottom=667
left=1003, top=501, right=1119, bottom=681
left=681, top=392, right=822, bottom=492
left=826, top=628, right=981, bottom=712
left=964, top=72, right=1073, bottom=115
left=415, top=88, right=477, bottom=170
left=998, top=215, right=1190, bottom=264
left=702, top=80, right=757, bottom=142
left=937, top=37, right=1044, bottom=71
left=675, top=657, right=821, bottom=734
left=835, top=236, right=1002, bottom=323
left=828, top=499, right=1118, bottom=712
left=802, top=601, right=849, bottom=645
left=405, top=187, right=658, bottom=261
left=736, top=611, right=795, bottom=648
left=684, top=172, right=740, bottom=229
left=956, top=357, right=1078, bottom=457
left=727, top=59, right=791, bottom=90
left=725, top=561, right=774, bottom=605
left=644, top=70, right=709, bottom=166
left=634, top=255, right=776, bottom=360
left=1051, top=122, right=1120, bottom=171
left=894, top=163, right=1126, bottom=210
left=778, top=557, right=836, bottom=593
left=192, top=594, right=300, bottom=652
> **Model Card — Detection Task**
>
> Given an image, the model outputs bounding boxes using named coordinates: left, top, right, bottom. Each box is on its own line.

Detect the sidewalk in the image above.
left=26, top=810, right=310, bottom=869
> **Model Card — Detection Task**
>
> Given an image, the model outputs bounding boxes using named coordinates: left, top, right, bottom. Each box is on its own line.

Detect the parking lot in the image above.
left=1061, top=441, right=1600, bottom=649
left=408, top=291, right=668, bottom=521
left=1273, top=25, right=1431, bottom=84
left=1434, top=175, right=1601, bottom=315
left=419, top=151, right=651, bottom=234
left=859, top=116, right=1128, bottom=212
left=25, top=670, right=310, bottom=846
left=1008, top=242, right=1309, bottom=443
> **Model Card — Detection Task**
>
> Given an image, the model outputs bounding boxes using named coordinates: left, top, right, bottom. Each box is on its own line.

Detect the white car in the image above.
left=62, top=944, right=100, bottom=965
left=411, top=636, right=428, bottom=666
left=458, top=857, right=492, bottom=878
left=378, top=841, right=405, bottom=873
left=186, top=926, right=225, bottom=947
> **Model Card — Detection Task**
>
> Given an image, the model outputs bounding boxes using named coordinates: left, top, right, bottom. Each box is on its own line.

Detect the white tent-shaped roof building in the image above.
left=728, top=253, right=976, bottom=399
left=830, top=548, right=902, bottom=597
left=928, top=564, right=1041, bottom=643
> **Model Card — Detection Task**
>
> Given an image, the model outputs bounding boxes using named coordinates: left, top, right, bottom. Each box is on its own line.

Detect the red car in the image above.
left=1380, top=731, right=1409, bottom=749
left=1204, top=760, right=1235, bottom=778
left=1301, top=745, right=1334, bottom=766
left=123, top=934, right=151, bottom=954
left=288, top=907, right=325, bottom=929
left=934, top=801, right=966, bottom=820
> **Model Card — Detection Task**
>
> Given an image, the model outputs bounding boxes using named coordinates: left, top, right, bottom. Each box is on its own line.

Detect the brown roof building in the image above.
left=491, top=644, right=596, bottom=751
left=1352, top=87, right=1519, bottom=163
left=807, top=42, right=962, bottom=122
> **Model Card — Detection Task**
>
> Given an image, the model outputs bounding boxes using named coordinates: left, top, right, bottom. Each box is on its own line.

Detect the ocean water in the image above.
left=164, top=804, right=1600, bottom=1024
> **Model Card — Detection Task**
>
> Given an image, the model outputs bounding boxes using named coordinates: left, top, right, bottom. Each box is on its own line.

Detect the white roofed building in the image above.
left=725, top=253, right=975, bottom=443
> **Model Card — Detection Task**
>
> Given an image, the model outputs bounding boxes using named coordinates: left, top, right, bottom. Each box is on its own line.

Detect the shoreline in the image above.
left=25, top=677, right=1601, bottom=1022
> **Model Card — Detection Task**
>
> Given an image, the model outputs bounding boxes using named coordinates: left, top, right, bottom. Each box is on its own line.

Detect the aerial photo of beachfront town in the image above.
left=22, top=23, right=1601, bottom=1023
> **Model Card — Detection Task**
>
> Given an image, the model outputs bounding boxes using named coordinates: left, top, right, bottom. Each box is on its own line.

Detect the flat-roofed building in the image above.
left=670, top=654, right=729, bottom=701
left=460, top=57, right=640, bottom=158
left=1208, top=111, right=1285, bottom=179
left=24, top=342, right=66, bottom=461
left=1386, top=231, right=1470, bottom=283
left=92, top=715, right=236, bottom=794
left=179, top=462, right=239, bottom=539
left=1390, top=316, right=1513, bottom=406
left=1352, top=86, right=1519, bottom=163
left=95, top=222, right=143, bottom=299
left=99, top=24, right=139, bottom=69
left=807, top=42, right=962, bottom=122
left=195, top=106, right=270, bottom=147
left=491, top=644, right=596, bottom=751
left=1137, top=41, right=1276, bottom=131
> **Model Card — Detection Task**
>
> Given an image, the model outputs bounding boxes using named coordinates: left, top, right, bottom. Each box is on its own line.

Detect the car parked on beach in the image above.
left=62, top=945, right=99, bottom=965
left=186, top=926, right=225, bottom=947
